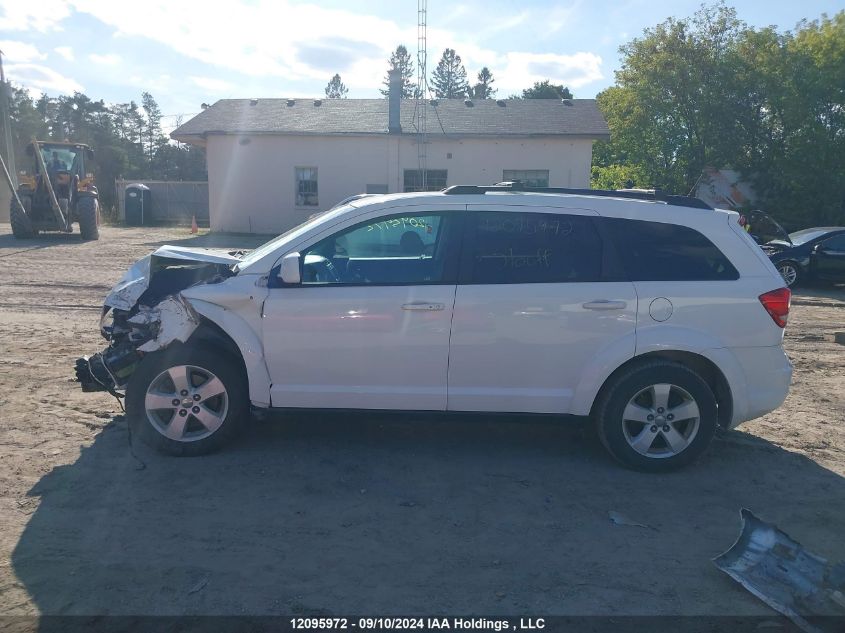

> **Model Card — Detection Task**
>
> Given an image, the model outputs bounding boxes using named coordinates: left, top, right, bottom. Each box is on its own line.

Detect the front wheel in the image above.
left=594, top=361, right=718, bottom=472
left=126, top=345, right=248, bottom=456
left=776, top=261, right=800, bottom=287
left=10, top=196, right=35, bottom=239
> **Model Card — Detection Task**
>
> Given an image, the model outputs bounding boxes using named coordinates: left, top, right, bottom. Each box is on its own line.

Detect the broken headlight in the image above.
left=99, top=306, right=113, bottom=339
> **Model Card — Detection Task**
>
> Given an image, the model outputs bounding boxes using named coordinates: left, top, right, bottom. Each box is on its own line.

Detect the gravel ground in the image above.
left=0, top=225, right=843, bottom=619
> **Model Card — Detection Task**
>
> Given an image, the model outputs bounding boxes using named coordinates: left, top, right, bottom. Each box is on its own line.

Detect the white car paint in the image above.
left=108, top=190, right=792, bottom=430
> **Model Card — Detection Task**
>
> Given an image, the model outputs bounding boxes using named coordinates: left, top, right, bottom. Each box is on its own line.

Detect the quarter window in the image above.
left=602, top=218, right=739, bottom=281
left=301, top=213, right=458, bottom=285
left=466, top=211, right=603, bottom=284
left=502, top=170, right=549, bottom=188
left=295, top=167, right=318, bottom=206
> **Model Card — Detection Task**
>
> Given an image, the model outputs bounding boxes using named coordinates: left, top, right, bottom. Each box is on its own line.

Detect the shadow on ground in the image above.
left=11, top=413, right=845, bottom=617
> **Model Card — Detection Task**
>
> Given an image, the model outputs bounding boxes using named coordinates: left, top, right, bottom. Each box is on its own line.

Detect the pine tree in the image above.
left=379, top=45, right=417, bottom=98
left=470, top=67, right=496, bottom=99
left=324, top=74, right=348, bottom=99
left=431, top=49, right=469, bottom=99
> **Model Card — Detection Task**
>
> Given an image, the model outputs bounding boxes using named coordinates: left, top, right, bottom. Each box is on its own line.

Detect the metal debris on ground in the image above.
left=713, top=508, right=845, bottom=633
left=608, top=510, right=656, bottom=531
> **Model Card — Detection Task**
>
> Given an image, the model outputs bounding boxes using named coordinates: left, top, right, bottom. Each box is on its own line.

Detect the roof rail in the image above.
left=441, top=182, right=713, bottom=209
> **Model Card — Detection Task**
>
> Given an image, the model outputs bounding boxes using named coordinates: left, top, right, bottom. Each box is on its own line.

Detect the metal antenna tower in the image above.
left=416, top=0, right=427, bottom=190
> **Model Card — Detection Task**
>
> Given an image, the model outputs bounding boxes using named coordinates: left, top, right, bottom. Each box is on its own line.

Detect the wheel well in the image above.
left=188, top=317, right=248, bottom=379
left=592, top=351, right=733, bottom=429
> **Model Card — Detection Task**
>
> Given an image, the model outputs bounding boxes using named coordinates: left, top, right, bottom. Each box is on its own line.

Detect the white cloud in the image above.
left=54, top=45, right=74, bottom=61
left=190, top=76, right=234, bottom=92
left=6, top=63, right=83, bottom=94
left=89, top=52, right=120, bottom=65
left=497, top=52, right=604, bottom=92
left=0, top=40, right=47, bottom=63
left=8, top=0, right=602, bottom=97
left=0, top=0, right=70, bottom=32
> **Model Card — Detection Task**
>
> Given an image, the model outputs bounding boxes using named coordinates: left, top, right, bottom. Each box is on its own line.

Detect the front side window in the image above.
left=602, top=218, right=739, bottom=281
left=403, top=169, right=447, bottom=192
left=466, top=211, right=603, bottom=284
left=819, top=234, right=845, bottom=252
left=300, top=212, right=459, bottom=285
left=502, top=170, right=549, bottom=188
left=295, top=167, right=318, bottom=206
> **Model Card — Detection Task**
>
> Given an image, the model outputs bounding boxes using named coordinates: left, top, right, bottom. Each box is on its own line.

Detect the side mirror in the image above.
left=278, top=252, right=301, bottom=285
left=812, top=243, right=824, bottom=254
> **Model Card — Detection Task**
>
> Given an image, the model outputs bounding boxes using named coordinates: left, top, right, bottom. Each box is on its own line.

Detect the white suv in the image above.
left=76, top=185, right=793, bottom=471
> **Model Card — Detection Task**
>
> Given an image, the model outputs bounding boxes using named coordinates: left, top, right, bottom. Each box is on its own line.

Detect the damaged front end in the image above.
left=75, top=245, right=243, bottom=394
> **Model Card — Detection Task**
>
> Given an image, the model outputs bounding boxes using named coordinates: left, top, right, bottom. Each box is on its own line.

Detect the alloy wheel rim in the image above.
left=144, top=364, right=228, bottom=442
left=778, top=264, right=797, bottom=286
left=621, top=383, right=700, bottom=459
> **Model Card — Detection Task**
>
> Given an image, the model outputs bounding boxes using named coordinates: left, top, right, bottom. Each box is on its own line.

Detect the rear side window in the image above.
left=466, top=211, right=603, bottom=283
left=602, top=218, right=739, bottom=281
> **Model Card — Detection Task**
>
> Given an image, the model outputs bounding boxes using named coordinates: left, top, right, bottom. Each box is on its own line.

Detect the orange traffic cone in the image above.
left=191, top=214, right=198, bottom=234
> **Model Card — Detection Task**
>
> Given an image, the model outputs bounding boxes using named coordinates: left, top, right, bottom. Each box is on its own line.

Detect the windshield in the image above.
left=787, top=229, right=830, bottom=246
left=234, top=205, right=351, bottom=271
left=41, top=146, right=81, bottom=175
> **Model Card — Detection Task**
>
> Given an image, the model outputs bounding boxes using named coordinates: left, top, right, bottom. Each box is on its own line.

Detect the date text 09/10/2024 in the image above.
left=289, top=617, right=546, bottom=631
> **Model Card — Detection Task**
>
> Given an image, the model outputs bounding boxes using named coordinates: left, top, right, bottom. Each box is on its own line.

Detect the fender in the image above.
left=570, top=324, right=749, bottom=425
left=181, top=278, right=272, bottom=407
left=570, top=331, right=636, bottom=416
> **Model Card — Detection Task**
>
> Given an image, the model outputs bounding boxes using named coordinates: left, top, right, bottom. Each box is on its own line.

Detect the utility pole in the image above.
left=0, top=50, right=18, bottom=189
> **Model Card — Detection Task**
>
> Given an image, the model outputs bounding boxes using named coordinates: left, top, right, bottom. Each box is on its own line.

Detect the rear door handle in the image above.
left=582, top=300, right=627, bottom=310
left=402, top=302, right=445, bottom=311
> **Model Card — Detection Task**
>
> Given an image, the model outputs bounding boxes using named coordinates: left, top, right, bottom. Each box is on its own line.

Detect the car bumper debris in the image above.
left=713, top=508, right=845, bottom=633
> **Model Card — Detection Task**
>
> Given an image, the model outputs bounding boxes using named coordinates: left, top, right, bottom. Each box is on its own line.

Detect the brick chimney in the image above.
left=388, top=68, right=402, bottom=134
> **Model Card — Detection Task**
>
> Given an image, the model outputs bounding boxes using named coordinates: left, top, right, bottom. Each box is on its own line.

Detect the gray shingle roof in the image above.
left=171, top=98, right=609, bottom=142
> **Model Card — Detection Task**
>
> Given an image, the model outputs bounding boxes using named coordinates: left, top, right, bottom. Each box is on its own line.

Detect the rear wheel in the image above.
left=776, top=261, right=800, bottom=287
left=594, top=360, right=718, bottom=472
left=78, top=196, right=99, bottom=240
left=126, top=345, right=248, bottom=456
left=10, top=196, right=35, bottom=239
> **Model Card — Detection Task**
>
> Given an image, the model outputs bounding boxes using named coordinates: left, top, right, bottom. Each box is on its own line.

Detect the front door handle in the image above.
left=582, top=300, right=627, bottom=310
left=402, top=302, right=445, bottom=311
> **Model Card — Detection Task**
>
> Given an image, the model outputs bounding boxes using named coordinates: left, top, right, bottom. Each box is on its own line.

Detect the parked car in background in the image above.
left=737, top=209, right=791, bottom=246
left=765, top=227, right=845, bottom=287
left=76, top=185, right=792, bottom=472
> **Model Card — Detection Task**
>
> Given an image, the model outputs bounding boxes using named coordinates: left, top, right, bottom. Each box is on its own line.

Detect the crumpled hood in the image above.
left=104, top=245, right=242, bottom=311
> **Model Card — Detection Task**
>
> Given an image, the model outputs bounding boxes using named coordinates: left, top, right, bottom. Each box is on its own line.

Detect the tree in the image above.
left=470, top=67, right=496, bottom=99
left=521, top=80, right=573, bottom=99
left=141, top=91, right=166, bottom=167
left=431, top=48, right=469, bottom=98
left=379, top=45, right=417, bottom=98
left=324, top=73, right=348, bottom=99
left=593, top=4, right=845, bottom=226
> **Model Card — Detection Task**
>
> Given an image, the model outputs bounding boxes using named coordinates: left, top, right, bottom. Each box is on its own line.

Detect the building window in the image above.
left=502, top=170, right=549, bottom=188
left=295, top=167, right=318, bottom=206
left=403, top=169, right=447, bottom=192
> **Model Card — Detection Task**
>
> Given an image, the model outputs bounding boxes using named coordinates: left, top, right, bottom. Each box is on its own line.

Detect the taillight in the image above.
left=759, top=287, right=791, bottom=328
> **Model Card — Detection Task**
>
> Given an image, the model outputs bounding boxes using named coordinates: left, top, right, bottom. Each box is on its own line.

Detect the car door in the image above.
left=811, top=233, right=845, bottom=281
left=447, top=206, right=637, bottom=414
left=261, top=209, right=463, bottom=410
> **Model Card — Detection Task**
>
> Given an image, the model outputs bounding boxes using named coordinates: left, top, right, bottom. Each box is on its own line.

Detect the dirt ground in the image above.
left=0, top=225, right=843, bottom=619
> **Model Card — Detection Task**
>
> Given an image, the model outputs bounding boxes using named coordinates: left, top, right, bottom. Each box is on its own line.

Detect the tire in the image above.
left=78, top=196, right=99, bottom=241
left=125, top=344, right=248, bottom=456
left=776, top=261, right=800, bottom=287
left=10, top=196, right=35, bottom=239
left=594, top=360, right=718, bottom=472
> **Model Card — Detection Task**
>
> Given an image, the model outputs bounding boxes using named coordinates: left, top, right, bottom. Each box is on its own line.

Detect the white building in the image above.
left=172, top=85, right=609, bottom=234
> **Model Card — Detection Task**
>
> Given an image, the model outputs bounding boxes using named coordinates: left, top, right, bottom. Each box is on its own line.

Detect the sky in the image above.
left=0, top=0, right=840, bottom=132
